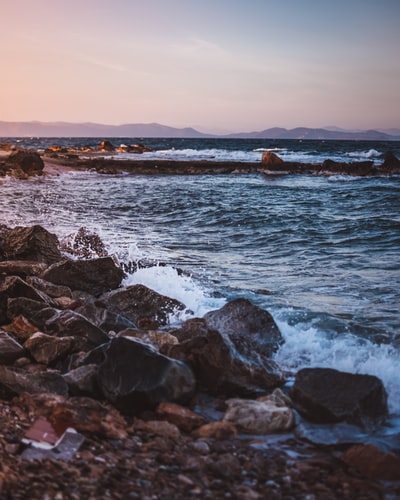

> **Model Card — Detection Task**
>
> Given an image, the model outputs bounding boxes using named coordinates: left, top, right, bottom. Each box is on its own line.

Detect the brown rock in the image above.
left=341, top=444, right=400, bottom=480
left=0, top=329, right=25, bottom=363
left=41, top=257, right=125, bottom=296
left=133, top=419, right=181, bottom=440
left=156, top=402, right=206, bottom=432
left=5, top=150, right=44, bottom=177
left=26, top=276, right=72, bottom=298
left=24, top=331, right=75, bottom=364
left=61, top=227, right=108, bottom=258
left=192, top=421, right=237, bottom=439
left=261, top=151, right=284, bottom=166
left=0, top=261, right=48, bottom=277
left=98, top=140, right=115, bottom=152
left=2, top=315, right=38, bottom=341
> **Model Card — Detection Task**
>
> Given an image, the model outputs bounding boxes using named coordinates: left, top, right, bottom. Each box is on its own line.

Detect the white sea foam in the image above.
left=346, top=149, right=381, bottom=159
left=123, top=265, right=226, bottom=321
left=273, top=311, right=400, bottom=414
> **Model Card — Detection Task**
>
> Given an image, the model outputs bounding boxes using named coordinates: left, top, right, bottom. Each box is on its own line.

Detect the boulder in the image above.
left=62, top=364, right=99, bottom=396
left=117, top=328, right=179, bottom=349
left=381, top=151, right=400, bottom=173
left=5, top=150, right=44, bottom=178
left=156, top=402, right=206, bottom=433
left=320, top=159, right=375, bottom=176
left=26, top=277, right=72, bottom=298
left=341, top=443, right=400, bottom=481
left=75, top=301, right=136, bottom=333
left=41, top=257, right=125, bottom=296
left=98, top=140, right=115, bottom=152
left=24, top=331, right=75, bottom=365
left=44, top=310, right=110, bottom=351
left=98, top=284, right=186, bottom=327
left=222, top=389, right=295, bottom=434
left=0, top=261, right=48, bottom=278
left=0, top=225, right=62, bottom=264
left=163, top=321, right=285, bottom=397
left=6, top=297, right=58, bottom=330
left=203, top=299, right=284, bottom=357
left=261, top=151, right=284, bottom=166
left=0, top=329, right=25, bottom=363
left=96, top=336, right=196, bottom=414
left=60, top=227, right=108, bottom=258
left=2, top=315, right=38, bottom=342
left=0, top=275, right=52, bottom=324
left=0, top=365, right=68, bottom=399
left=290, top=368, right=388, bottom=428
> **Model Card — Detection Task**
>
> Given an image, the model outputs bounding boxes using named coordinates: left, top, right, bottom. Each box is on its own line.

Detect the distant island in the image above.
left=0, top=120, right=399, bottom=140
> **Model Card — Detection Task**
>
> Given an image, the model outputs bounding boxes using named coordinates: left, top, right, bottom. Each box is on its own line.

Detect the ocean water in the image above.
left=1, top=138, right=400, bottom=417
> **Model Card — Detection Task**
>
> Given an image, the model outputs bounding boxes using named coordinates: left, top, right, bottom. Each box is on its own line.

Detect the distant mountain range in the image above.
left=0, top=121, right=399, bottom=140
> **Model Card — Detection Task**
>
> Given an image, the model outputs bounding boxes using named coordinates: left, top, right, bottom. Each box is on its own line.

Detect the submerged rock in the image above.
left=96, top=336, right=196, bottom=414
left=290, top=367, right=388, bottom=428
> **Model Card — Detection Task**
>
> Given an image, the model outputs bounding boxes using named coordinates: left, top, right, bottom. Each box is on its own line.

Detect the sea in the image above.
left=1, top=137, right=400, bottom=422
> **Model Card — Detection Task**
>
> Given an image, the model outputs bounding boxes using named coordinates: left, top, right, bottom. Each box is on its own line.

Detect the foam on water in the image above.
left=273, top=310, right=400, bottom=414
left=123, top=265, right=226, bottom=321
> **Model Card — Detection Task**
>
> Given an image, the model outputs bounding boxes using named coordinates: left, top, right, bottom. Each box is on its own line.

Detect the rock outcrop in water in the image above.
left=0, top=224, right=396, bottom=497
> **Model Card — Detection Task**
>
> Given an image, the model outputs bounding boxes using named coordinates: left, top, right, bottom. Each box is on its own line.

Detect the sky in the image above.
left=1, top=0, right=399, bottom=133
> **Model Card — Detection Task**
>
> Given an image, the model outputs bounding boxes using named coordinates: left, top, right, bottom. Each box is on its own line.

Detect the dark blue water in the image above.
left=1, top=138, right=400, bottom=413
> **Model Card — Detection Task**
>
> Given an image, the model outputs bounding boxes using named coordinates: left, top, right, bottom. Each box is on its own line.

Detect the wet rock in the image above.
left=24, top=331, right=75, bottom=365
left=0, top=275, right=52, bottom=324
left=75, top=301, right=136, bottom=333
left=60, top=227, right=108, bottom=258
left=290, top=368, right=388, bottom=428
left=203, top=298, right=283, bottom=357
left=381, top=151, right=400, bottom=173
left=98, top=140, right=115, bottom=152
left=0, top=329, right=25, bottom=363
left=6, top=297, right=58, bottom=330
left=163, top=324, right=284, bottom=397
left=5, top=150, right=44, bottom=178
left=44, top=310, right=109, bottom=351
left=156, top=402, right=206, bottom=433
left=261, top=151, right=284, bottom=166
left=341, top=443, right=400, bottom=481
left=223, top=390, right=295, bottom=434
left=192, top=421, right=237, bottom=439
left=2, top=315, right=38, bottom=342
left=41, top=257, right=124, bottom=296
left=0, top=260, right=48, bottom=278
left=118, top=328, right=179, bottom=349
left=98, top=284, right=186, bottom=327
left=0, top=225, right=62, bottom=263
left=133, top=419, right=181, bottom=440
left=320, top=159, right=375, bottom=176
left=96, top=336, right=196, bottom=414
left=63, top=364, right=99, bottom=396
left=26, top=276, right=72, bottom=298
left=0, top=365, right=68, bottom=399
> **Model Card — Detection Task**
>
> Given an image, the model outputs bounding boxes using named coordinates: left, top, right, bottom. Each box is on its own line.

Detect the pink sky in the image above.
left=1, top=0, right=399, bottom=133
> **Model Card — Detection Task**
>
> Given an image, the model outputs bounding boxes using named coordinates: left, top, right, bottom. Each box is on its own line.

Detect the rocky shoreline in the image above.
left=1, top=142, right=400, bottom=179
left=0, top=223, right=399, bottom=498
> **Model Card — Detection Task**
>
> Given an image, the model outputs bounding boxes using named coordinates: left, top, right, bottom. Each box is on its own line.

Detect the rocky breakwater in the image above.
left=0, top=224, right=399, bottom=498
left=0, top=149, right=44, bottom=179
left=261, top=150, right=400, bottom=176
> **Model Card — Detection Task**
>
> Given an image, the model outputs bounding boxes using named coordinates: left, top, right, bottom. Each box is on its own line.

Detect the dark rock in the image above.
left=24, top=331, right=75, bottom=365
left=0, top=261, right=48, bottom=278
left=98, top=140, right=115, bottom=152
left=320, top=159, right=375, bottom=176
left=261, top=151, right=284, bottom=166
left=203, top=298, right=283, bottom=357
left=341, top=443, right=400, bottom=481
left=156, top=402, right=206, bottom=433
left=98, top=284, right=186, bottom=327
left=26, top=277, right=72, bottom=298
left=290, top=368, right=388, bottom=428
left=75, top=301, right=136, bottom=333
left=5, top=150, right=44, bottom=178
left=381, top=151, right=400, bottom=173
left=163, top=322, right=284, bottom=397
left=97, top=336, right=196, bottom=414
left=0, top=275, right=52, bottom=324
left=62, top=364, right=99, bottom=396
left=61, top=227, right=108, bottom=258
left=0, top=225, right=62, bottom=264
left=6, top=297, right=58, bottom=329
left=0, top=365, right=68, bottom=399
left=0, top=329, right=25, bottom=363
left=41, top=257, right=125, bottom=296
left=44, top=310, right=110, bottom=351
